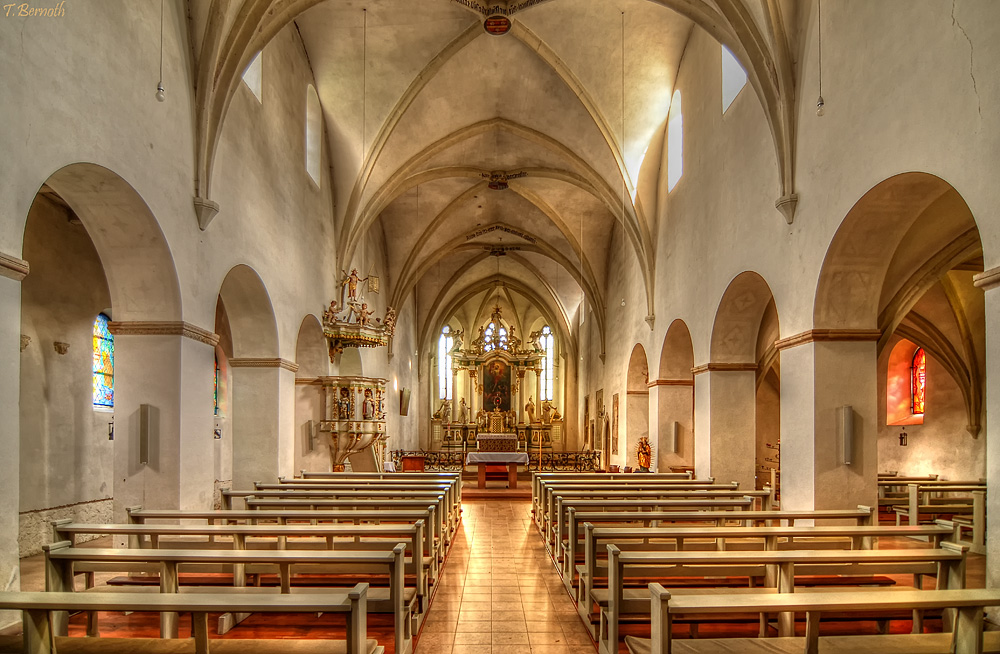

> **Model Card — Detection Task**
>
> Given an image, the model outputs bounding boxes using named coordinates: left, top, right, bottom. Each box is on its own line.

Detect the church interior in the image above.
left=2, top=0, right=1000, bottom=651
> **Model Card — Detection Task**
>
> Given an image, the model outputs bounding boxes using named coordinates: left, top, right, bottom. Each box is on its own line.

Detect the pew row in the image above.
left=596, top=542, right=968, bottom=653
left=561, top=506, right=876, bottom=580
left=43, top=542, right=414, bottom=654
left=624, top=586, right=1000, bottom=654
left=0, top=585, right=378, bottom=654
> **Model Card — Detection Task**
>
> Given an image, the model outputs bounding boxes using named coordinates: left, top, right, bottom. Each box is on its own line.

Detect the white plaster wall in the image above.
left=0, top=279, right=22, bottom=628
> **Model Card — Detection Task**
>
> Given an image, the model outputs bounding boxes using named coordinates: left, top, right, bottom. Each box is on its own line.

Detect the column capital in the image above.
left=230, top=357, right=299, bottom=373
left=973, top=265, right=1000, bottom=291
left=774, top=329, right=881, bottom=351
left=691, top=363, right=757, bottom=375
left=0, top=251, right=29, bottom=281
left=108, top=321, right=220, bottom=347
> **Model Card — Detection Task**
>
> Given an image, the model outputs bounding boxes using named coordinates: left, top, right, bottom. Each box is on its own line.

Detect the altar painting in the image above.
left=483, top=358, right=512, bottom=412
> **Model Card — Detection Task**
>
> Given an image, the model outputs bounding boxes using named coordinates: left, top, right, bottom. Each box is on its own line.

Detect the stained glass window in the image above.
left=540, top=325, right=554, bottom=401
left=92, top=313, right=114, bottom=409
left=911, top=347, right=926, bottom=415
left=438, top=326, right=453, bottom=400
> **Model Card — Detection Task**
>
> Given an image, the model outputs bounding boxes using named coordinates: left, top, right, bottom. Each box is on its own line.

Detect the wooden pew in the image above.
left=285, top=472, right=462, bottom=509
left=125, top=506, right=443, bottom=574
left=0, top=585, right=378, bottom=654
left=51, top=521, right=430, bottom=612
left=894, top=483, right=986, bottom=529
left=597, top=542, right=968, bottom=652
left=44, top=542, right=413, bottom=654
left=578, top=522, right=956, bottom=623
left=531, top=472, right=695, bottom=527
left=535, top=475, right=711, bottom=531
left=236, top=491, right=452, bottom=548
left=561, top=506, right=876, bottom=580
left=539, top=481, right=741, bottom=539
left=551, top=494, right=765, bottom=558
left=625, top=585, right=1000, bottom=654
left=260, top=477, right=462, bottom=524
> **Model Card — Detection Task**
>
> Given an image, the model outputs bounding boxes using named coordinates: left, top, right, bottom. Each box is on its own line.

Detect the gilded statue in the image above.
left=636, top=436, right=652, bottom=472
left=525, top=396, right=536, bottom=424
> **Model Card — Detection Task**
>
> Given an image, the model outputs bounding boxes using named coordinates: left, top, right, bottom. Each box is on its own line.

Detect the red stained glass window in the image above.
left=911, top=347, right=926, bottom=415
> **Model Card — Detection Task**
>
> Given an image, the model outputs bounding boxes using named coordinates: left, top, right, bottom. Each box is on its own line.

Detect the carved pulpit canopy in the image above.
left=322, top=268, right=395, bottom=361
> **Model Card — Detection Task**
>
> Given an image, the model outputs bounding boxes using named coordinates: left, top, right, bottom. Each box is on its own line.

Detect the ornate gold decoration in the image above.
left=322, top=268, right=395, bottom=361
left=20, top=335, right=30, bottom=352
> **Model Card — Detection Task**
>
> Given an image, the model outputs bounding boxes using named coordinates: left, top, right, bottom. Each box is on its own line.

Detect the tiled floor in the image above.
left=416, top=498, right=595, bottom=654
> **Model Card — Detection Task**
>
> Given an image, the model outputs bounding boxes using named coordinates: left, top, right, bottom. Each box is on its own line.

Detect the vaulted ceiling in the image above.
left=190, top=0, right=799, bottom=358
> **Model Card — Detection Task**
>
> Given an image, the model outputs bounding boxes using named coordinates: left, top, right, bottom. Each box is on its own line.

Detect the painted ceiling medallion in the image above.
left=483, top=15, right=511, bottom=35
left=482, top=170, right=526, bottom=190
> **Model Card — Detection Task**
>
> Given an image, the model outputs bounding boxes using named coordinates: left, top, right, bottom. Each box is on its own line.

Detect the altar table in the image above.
left=465, top=452, right=530, bottom=489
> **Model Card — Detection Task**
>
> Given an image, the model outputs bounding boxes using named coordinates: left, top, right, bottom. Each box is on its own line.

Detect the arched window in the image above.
left=92, top=313, right=114, bottom=409
left=306, top=85, right=322, bottom=185
left=540, top=325, right=554, bottom=401
left=667, top=90, right=683, bottom=191
left=241, top=51, right=263, bottom=102
left=438, top=326, right=453, bottom=400
left=721, top=45, right=747, bottom=112
left=911, top=347, right=926, bottom=415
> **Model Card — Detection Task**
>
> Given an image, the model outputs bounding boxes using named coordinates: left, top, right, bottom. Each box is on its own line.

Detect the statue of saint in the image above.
left=636, top=436, right=652, bottom=472
left=322, top=299, right=340, bottom=326
left=525, top=396, right=536, bottom=424
left=542, top=399, right=560, bottom=423
left=381, top=306, right=397, bottom=336
left=457, top=398, right=468, bottom=424
left=342, top=268, right=367, bottom=301
left=476, top=407, right=488, bottom=429
left=362, top=389, right=376, bottom=420
left=440, top=399, right=452, bottom=424
left=337, top=387, right=351, bottom=420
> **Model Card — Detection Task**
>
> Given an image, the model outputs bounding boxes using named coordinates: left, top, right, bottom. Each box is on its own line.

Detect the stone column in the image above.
left=973, top=270, right=1000, bottom=607
left=109, top=323, right=220, bottom=520
left=646, top=382, right=660, bottom=471
left=0, top=256, right=27, bottom=628
left=516, top=370, right=525, bottom=423
left=776, top=332, right=880, bottom=512
left=692, top=364, right=756, bottom=489
left=229, top=358, right=299, bottom=490
left=469, top=370, right=478, bottom=416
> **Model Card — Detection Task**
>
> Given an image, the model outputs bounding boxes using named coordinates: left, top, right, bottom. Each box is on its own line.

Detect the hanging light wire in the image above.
left=816, top=0, right=824, bottom=116
left=620, top=11, right=626, bottom=308
left=155, top=0, right=165, bottom=101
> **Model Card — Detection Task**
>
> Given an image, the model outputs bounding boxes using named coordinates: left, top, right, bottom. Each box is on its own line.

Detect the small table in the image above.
left=465, top=452, right=529, bottom=489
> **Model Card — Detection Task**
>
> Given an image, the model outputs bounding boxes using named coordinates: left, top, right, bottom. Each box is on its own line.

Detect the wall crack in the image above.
left=951, top=0, right=981, bottom=119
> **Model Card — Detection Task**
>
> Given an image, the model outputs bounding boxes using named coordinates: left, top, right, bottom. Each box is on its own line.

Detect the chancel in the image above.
left=2, top=0, right=999, bottom=651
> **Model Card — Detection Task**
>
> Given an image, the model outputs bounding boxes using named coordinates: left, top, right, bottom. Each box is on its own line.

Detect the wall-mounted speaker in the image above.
left=139, top=404, right=152, bottom=465
left=839, top=405, right=854, bottom=466
left=399, top=389, right=411, bottom=416
left=304, top=420, right=315, bottom=453
left=669, top=421, right=680, bottom=453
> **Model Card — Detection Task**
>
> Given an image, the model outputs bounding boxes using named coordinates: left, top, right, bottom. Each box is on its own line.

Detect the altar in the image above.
left=465, top=452, right=529, bottom=489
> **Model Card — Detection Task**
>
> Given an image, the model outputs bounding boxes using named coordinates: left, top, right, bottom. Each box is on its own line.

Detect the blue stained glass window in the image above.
left=93, top=313, right=114, bottom=408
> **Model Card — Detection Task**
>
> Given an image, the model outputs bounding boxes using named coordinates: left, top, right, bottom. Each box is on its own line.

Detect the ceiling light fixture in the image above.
left=155, top=0, right=165, bottom=102
left=816, top=0, right=824, bottom=116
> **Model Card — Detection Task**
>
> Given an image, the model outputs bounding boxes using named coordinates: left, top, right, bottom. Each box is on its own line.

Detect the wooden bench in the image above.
left=551, top=495, right=759, bottom=560
left=531, top=472, right=695, bottom=527
left=536, top=477, right=722, bottom=532
left=892, top=484, right=986, bottom=553
left=43, top=542, right=413, bottom=654
left=259, top=478, right=462, bottom=526
left=624, top=585, right=1000, bottom=654
left=0, top=585, right=378, bottom=654
left=52, top=520, right=430, bottom=610
left=598, top=542, right=968, bottom=652
left=228, top=486, right=454, bottom=535
left=539, top=481, right=741, bottom=541
left=561, top=506, right=876, bottom=581
left=126, top=506, right=443, bottom=572
left=240, top=493, right=452, bottom=549
left=575, top=522, right=955, bottom=608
